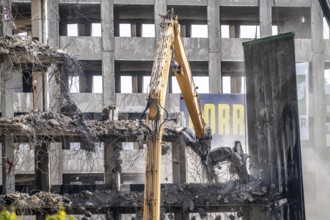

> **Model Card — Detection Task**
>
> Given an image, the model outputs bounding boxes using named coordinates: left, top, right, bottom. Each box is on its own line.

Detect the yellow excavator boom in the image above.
left=142, top=11, right=209, bottom=220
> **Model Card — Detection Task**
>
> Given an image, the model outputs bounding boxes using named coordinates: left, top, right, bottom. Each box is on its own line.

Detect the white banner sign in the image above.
left=296, top=62, right=309, bottom=140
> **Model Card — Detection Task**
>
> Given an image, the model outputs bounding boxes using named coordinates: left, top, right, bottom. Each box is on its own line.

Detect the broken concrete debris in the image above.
left=0, top=179, right=276, bottom=216
left=0, top=35, right=68, bottom=65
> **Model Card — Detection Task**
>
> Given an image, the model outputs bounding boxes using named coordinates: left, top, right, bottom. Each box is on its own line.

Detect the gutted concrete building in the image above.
left=0, top=0, right=329, bottom=219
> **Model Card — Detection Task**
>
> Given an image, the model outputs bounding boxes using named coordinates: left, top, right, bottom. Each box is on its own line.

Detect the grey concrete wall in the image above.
left=182, top=38, right=209, bottom=61
left=295, top=39, right=312, bottom=62
left=221, top=38, right=245, bottom=61
left=59, top=0, right=100, bottom=3
left=71, top=93, right=103, bottom=113
left=272, top=0, right=310, bottom=7
left=221, top=39, right=312, bottom=62
left=167, top=0, right=207, bottom=6
left=113, top=0, right=153, bottom=5
left=60, top=37, right=102, bottom=60
left=116, top=93, right=180, bottom=113
left=114, top=37, right=155, bottom=61
left=114, top=37, right=208, bottom=61
left=220, top=0, right=258, bottom=7
left=219, top=0, right=310, bottom=7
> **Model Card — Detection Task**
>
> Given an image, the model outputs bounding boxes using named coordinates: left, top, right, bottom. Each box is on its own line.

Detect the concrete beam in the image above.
left=116, top=93, right=180, bottom=113
left=220, top=0, right=258, bottom=7
left=59, top=0, right=100, bottom=3
left=168, top=0, right=207, bottom=6
left=220, top=0, right=310, bottom=7
left=59, top=37, right=102, bottom=60
left=220, top=38, right=312, bottom=62
left=208, top=0, right=221, bottom=93
left=114, top=37, right=208, bottom=61
left=114, top=0, right=153, bottom=5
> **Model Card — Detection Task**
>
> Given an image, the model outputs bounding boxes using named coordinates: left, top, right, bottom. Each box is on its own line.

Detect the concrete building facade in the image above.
left=1, top=0, right=330, bottom=219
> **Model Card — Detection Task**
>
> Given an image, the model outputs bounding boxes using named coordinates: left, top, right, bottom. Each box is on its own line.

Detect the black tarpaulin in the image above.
left=243, top=32, right=305, bottom=220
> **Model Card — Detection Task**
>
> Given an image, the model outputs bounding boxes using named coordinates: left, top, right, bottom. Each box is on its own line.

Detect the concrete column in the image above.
left=35, top=142, right=50, bottom=191
left=32, top=72, right=43, bottom=112
left=50, top=143, right=63, bottom=185
left=2, top=137, right=15, bottom=194
left=154, top=0, right=167, bottom=40
left=47, top=0, right=60, bottom=112
left=180, top=22, right=186, bottom=37
left=311, top=0, right=326, bottom=149
left=132, top=75, right=138, bottom=93
left=101, top=0, right=116, bottom=107
left=104, top=141, right=121, bottom=190
left=47, top=0, right=59, bottom=47
left=31, top=0, right=46, bottom=43
left=208, top=0, right=221, bottom=93
left=35, top=142, right=50, bottom=220
left=259, top=0, right=272, bottom=37
left=174, top=209, right=189, bottom=220
left=307, top=1, right=326, bottom=220
left=1, top=54, right=15, bottom=194
left=131, top=22, right=137, bottom=37
left=1, top=0, right=12, bottom=36
left=1, top=1, right=14, bottom=194
left=172, top=137, right=186, bottom=184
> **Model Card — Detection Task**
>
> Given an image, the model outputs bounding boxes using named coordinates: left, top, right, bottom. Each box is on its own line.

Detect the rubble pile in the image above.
left=0, top=180, right=275, bottom=214
left=0, top=112, right=185, bottom=142
left=1, top=191, right=70, bottom=211
left=0, top=35, right=67, bottom=65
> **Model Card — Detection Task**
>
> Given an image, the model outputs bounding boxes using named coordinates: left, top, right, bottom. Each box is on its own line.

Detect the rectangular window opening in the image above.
left=142, top=24, right=155, bottom=37
left=70, top=142, right=81, bottom=151
left=272, top=25, right=278, bottom=36
left=324, top=17, right=330, bottom=39
left=221, top=25, right=230, bottom=38
left=69, top=76, right=79, bottom=93
left=143, top=76, right=151, bottom=93
left=241, top=77, right=246, bottom=94
left=91, top=23, right=102, bottom=37
left=325, top=69, right=330, bottom=94
left=67, top=24, right=78, bottom=36
left=191, top=24, right=208, bottom=38
left=240, top=25, right=260, bottom=38
left=193, top=76, right=209, bottom=93
left=92, top=75, right=103, bottom=93
left=122, top=142, right=134, bottom=150
left=222, top=76, right=231, bottom=94
left=120, top=23, right=131, bottom=37
left=120, top=76, right=133, bottom=93
left=171, top=76, right=180, bottom=93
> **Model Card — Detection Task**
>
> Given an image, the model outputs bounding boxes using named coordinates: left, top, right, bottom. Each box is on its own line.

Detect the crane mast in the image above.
left=142, top=11, right=209, bottom=220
